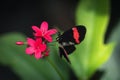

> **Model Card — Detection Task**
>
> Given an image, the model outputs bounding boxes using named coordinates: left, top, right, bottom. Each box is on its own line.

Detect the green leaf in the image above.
left=69, top=0, right=115, bottom=79
left=101, top=19, right=120, bottom=80
left=0, top=32, right=71, bottom=80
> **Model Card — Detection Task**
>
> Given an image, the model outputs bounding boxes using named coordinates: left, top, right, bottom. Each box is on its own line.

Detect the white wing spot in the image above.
left=62, top=42, right=74, bottom=46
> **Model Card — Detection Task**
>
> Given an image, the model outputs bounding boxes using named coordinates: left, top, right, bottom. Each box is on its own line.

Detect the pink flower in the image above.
left=16, top=21, right=57, bottom=60
left=32, top=21, right=57, bottom=42
left=25, top=38, right=46, bottom=59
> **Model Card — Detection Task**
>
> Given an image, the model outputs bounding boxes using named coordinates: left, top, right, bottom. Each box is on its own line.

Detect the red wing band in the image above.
left=72, top=27, right=80, bottom=44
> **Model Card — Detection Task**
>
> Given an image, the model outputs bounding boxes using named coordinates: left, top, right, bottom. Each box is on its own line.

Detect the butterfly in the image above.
left=56, top=25, right=86, bottom=63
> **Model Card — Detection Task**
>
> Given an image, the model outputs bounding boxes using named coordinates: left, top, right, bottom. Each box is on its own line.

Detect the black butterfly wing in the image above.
left=64, top=45, right=76, bottom=55
left=76, top=26, right=86, bottom=42
left=59, top=45, right=76, bottom=63
left=58, top=28, right=74, bottom=44
left=59, top=25, right=86, bottom=44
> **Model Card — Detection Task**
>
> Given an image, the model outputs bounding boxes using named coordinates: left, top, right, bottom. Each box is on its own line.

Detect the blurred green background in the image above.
left=0, top=0, right=120, bottom=80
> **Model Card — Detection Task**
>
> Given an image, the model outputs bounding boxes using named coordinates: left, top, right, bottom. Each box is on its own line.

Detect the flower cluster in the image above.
left=16, top=21, right=57, bottom=59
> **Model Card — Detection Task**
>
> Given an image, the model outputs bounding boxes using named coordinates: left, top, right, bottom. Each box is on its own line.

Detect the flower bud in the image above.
left=16, top=41, right=24, bottom=45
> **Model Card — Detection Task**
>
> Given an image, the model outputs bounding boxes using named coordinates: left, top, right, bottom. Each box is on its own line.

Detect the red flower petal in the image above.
left=27, top=38, right=35, bottom=47
left=32, top=26, right=42, bottom=37
left=45, top=29, right=57, bottom=36
left=25, top=47, right=34, bottom=54
left=36, top=38, right=42, bottom=45
left=44, top=35, right=52, bottom=42
left=35, top=50, right=42, bottom=59
left=40, top=21, right=48, bottom=33
left=32, top=26, right=40, bottom=32
left=40, top=44, right=46, bottom=52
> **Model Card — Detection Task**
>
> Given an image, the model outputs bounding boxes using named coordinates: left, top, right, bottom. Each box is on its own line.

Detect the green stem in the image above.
left=46, top=58, right=65, bottom=80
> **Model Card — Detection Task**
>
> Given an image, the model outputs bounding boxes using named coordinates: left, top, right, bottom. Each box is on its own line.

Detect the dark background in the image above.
left=0, top=0, right=120, bottom=80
